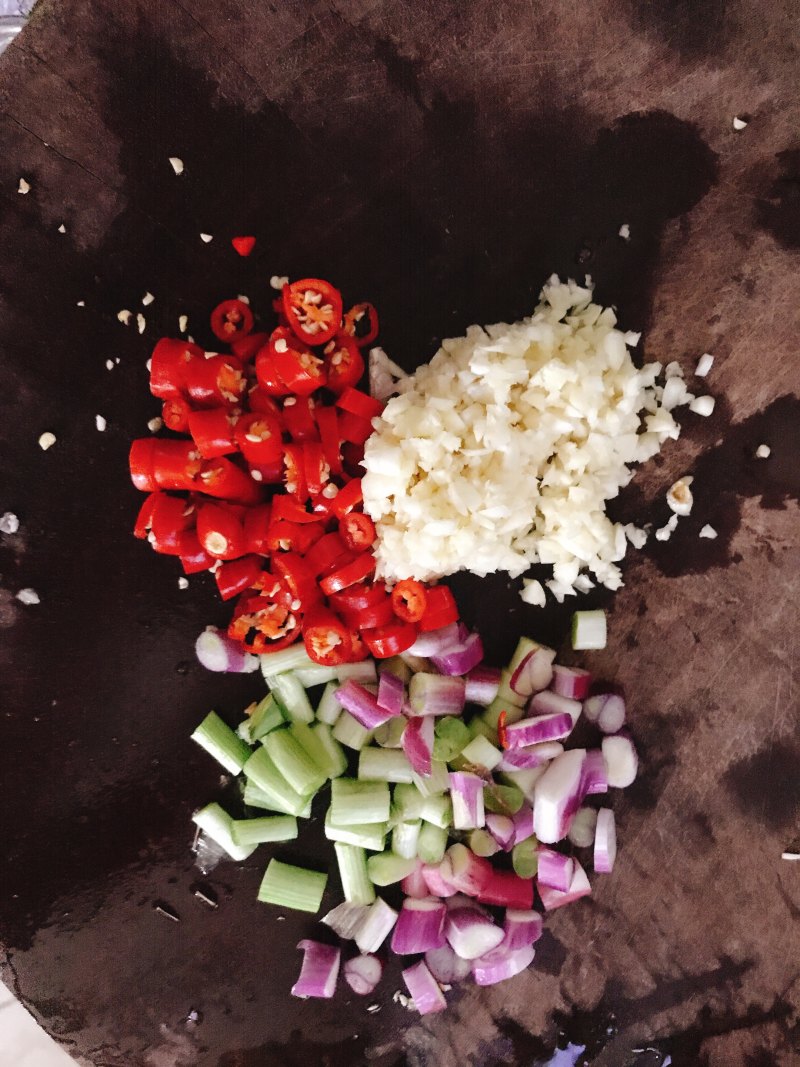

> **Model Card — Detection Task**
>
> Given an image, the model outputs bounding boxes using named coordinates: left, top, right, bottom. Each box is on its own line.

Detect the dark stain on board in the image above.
left=723, top=737, right=800, bottom=831
left=623, top=0, right=733, bottom=61
left=757, top=148, right=800, bottom=250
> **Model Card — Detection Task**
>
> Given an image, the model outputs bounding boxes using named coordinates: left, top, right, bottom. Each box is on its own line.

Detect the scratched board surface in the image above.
left=0, top=0, right=799, bottom=1064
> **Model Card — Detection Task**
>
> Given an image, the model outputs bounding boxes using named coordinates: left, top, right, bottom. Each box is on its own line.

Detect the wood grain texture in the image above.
left=0, top=1, right=798, bottom=1065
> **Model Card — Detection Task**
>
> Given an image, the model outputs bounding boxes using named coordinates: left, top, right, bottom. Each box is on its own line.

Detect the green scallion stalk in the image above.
left=294, top=664, right=340, bottom=688
left=192, top=802, right=256, bottom=862
left=380, top=657, right=412, bottom=684
left=358, top=747, right=415, bottom=784
left=266, top=673, right=315, bottom=724
left=373, top=716, right=407, bottom=749
left=334, top=842, right=376, bottom=905
left=324, top=810, right=387, bottom=851
left=412, top=760, right=450, bottom=797
left=494, top=668, right=528, bottom=711
left=417, top=821, right=448, bottom=865
left=245, top=694, right=285, bottom=743
left=420, top=793, right=452, bottom=829
left=263, top=729, right=326, bottom=796
left=460, top=735, right=503, bottom=772
left=469, top=716, right=500, bottom=744
left=483, top=781, right=525, bottom=816
left=243, top=747, right=315, bottom=816
left=330, top=778, right=391, bottom=826
left=512, top=837, right=539, bottom=878
left=289, top=722, right=335, bottom=779
left=391, top=819, right=421, bottom=860
left=191, top=711, right=252, bottom=774
left=366, top=850, right=417, bottom=886
left=316, top=682, right=344, bottom=727
left=496, top=767, right=544, bottom=803
left=336, top=660, right=378, bottom=686
left=231, top=815, right=299, bottom=846
left=332, top=710, right=375, bottom=751
left=469, top=828, right=500, bottom=857
left=259, top=644, right=318, bottom=677
left=484, top=693, right=526, bottom=729
left=243, top=779, right=312, bottom=818
left=312, top=723, right=348, bottom=779
left=432, top=717, right=471, bottom=762
left=571, top=609, right=607, bottom=650
left=392, top=783, right=426, bottom=821
left=258, top=858, right=327, bottom=912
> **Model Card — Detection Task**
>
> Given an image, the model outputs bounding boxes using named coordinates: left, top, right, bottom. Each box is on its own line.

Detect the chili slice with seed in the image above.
left=391, top=579, right=427, bottom=623
left=162, top=396, right=191, bottom=433
left=184, top=355, right=246, bottom=407
left=302, top=606, right=352, bottom=666
left=315, top=406, right=343, bottom=476
left=231, top=331, right=270, bottom=363
left=215, top=555, right=262, bottom=601
left=210, top=299, right=254, bottom=344
left=234, top=411, right=283, bottom=466
left=323, top=334, right=365, bottom=394
left=243, top=504, right=271, bottom=555
left=283, top=444, right=308, bottom=501
left=179, top=532, right=216, bottom=574
left=336, top=386, right=384, bottom=421
left=196, top=502, right=246, bottom=560
left=342, top=302, right=379, bottom=348
left=282, top=396, right=319, bottom=442
left=197, top=457, right=262, bottom=505
left=228, top=587, right=299, bottom=653
left=273, top=551, right=319, bottom=608
left=319, top=551, right=376, bottom=596
left=416, top=585, right=459, bottom=632
left=340, top=512, right=376, bottom=552
left=361, top=620, right=417, bottom=659
left=282, top=278, right=343, bottom=346
left=329, top=478, right=363, bottom=519
left=150, top=338, right=202, bottom=400
left=187, top=408, right=239, bottom=459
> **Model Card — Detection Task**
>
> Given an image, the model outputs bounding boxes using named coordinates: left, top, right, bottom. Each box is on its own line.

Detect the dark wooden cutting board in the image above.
left=1, top=1, right=799, bottom=1064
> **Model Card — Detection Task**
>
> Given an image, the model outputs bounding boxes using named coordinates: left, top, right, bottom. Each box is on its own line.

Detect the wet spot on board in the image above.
left=622, top=0, right=733, bottom=61
left=756, top=148, right=800, bottom=250
left=216, top=1032, right=373, bottom=1067
left=623, top=709, right=682, bottom=811
left=692, top=811, right=716, bottom=844
left=533, top=929, right=569, bottom=976
left=723, top=737, right=800, bottom=831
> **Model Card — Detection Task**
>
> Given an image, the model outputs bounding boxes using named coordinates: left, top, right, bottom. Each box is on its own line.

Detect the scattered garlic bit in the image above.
left=782, top=852, right=800, bottom=861
left=270, top=275, right=289, bottom=290
left=667, top=476, right=694, bottom=516
left=16, top=588, right=40, bottom=605
left=695, top=353, right=714, bottom=377
left=117, top=309, right=133, bottom=325
left=0, top=512, right=20, bottom=535
left=689, top=395, right=715, bottom=417
left=57, top=223, right=66, bottom=234
left=76, top=300, right=85, bottom=307
left=17, top=178, right=30, bottom=195
left=732, top=116, right=748, bottom=131
left=178, top=314, right=189, bottom=333
left=146, top=358, right=152, bottom=372
left=136, top=313, right=146, bottom=334
left=664, top=361, right=683, bottom=378
left=366, top=1004, right=381, bottom=1014
left=200, top=233, right=213, bottom=243
left=573, top=573, right=595, bottom=594
left=178, top=577, right=189, bottom=590
left=148, top=416, right=163, bottom=433
left=655, top=513, right=679, bottom=542
left=251, top=469, right=263, bottom=482
left=168, top=156, right=184, bottom=175
left=520, top=578, right=546, bottom=607
left=755, top=443, right=771, bottom=459
left=38, top=431, right=56, bottom=451
left=105, top=358, right=114, bottom=370
left=142, top=292, right=155, bottom=306
left=115, top=357, right=121, bottom=364
left=618, top=223, right=630, bottom=240
left=624, top=523, right=648, bottom=549
left=237, top=294, right=250, bottom=305
left=699, top=524, right=718, bottom=540
left=95, top=414, right=107, bottom=432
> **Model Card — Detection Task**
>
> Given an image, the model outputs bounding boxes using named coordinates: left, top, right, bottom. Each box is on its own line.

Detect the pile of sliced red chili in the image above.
left=129, top=278, right=459, bottom=665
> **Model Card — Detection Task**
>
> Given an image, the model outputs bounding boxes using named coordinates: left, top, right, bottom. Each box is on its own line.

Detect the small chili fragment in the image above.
left=283, top=444, right=308, bottom=501
left=497, top=710, right=508, bottom=750
left=149, top=494, right=196, bottom=555
left=339, top=594, right=395, bottom=632
left=315, top=406, right=343, bottom=476
left=417, top=585, right=459, bottom=632
left=255, top=341, right=291, bottom=397
left=265, top=520, right=324, bottom=556
left=197, top=457, right=262, bottom=505
left=272, top=551, right=319, bottom=607
left=303, top=441, right=329, bottom=497
left=150, top=338, right=202, bottom=400
left=130, top=439, right=159, bottom=492
left=338, top=410, right=374, bottom=446
left=228, top=587, right=299, bottom=653
left=215, top=555, right=262, bottom=601
left=282, top=278, right=343, bottom=346
left=231, top=331, right=270, bottom=363
left=329, top=580, right=387, bottom=614
left=302, top=606, right=352, bottom=666
left=303, top=532, right=349, bottom=577
left=390, top=579, right=427, bottom=623
left=335, top=386, right=384, bottom=421
left=342, top=302, right=379, bottom=348
left=243, top=504, right=271, bottom=555
left=234, top=411, right=283, bottom=466
left=361, top=620, right=417, bottom=659
left=323, top=334, right=364, bottom=394
left=231, top=235, right=256, bottom=257
left=210, top=299, right=254, bottom=344
left=196, top=502, right=246, bottom=560
left=162, top=396, right=191, bottom=433
left=271, top=494, right=319, bottom=525
left=179, top=532, right=216, bottom=574
left=184, top=355, right=246, bottom=407
left=319, top=551, right=375, bottom=596
left=329, top=478, right=363, bottom=519
left=187, top=408, right=239, bottom=459
left=282, top=396, right=319, bottom=442
left=340, top=512, right=376, bottom=553
left=248, top=385, right=284, bottom=417
left=272, top=338, right=327, bottom=396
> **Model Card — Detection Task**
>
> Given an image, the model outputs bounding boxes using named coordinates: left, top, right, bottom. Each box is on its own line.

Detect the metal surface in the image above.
left=0, top=0, right=798, bottom=1064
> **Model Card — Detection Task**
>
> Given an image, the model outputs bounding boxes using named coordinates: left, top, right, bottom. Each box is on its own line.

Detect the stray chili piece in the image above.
left=282, top=396, right=319, bottom=442
left=150, top=338, right=202, bottom=400
left=273, top=552, right=320, bottom=608
left=301, top=606, right=352, bottom=666
left=282, top=278, right=343, bottom=346
left=497, top=711, right=508, bottom=750
left=345, top=628, right=371, bottom=662
left=187, top=408, right=239, bottom=459
left=283, top=444, right=308, bottom=501
left=339, top=594, right=396, bottom=632
left=147, top=440, right=202, bottom=492
left=210, top=299, right=254, bottom=344
left=323, top=334, right=364, bottom=394
left=391, top=579, right=427, bottom=623
left=416, top=585, right=459, bottom=632
left=197, top=457, right=262, bottom=505
left=272, top=338, right=327, bottom=396
left=248, top=458, right=284, bottom=485
left=179, top=532, right=216, bottom=574
left=150, top=494, right=196, bottom=555
left=184, top=354, right=246, bottom=407
left=342, top=302, right=379, bottom=348
left=265, top=520, right=324, bottom=556
left=228, top=587, right=299, bottom=653
left=336, top=386, right=384, bottom=421
left=303, top=532, right=350, bottom=577
left=341, top=441, right=365, bottom=480
left=248, top=385, right=284, bottom=417
left=196, top=502, right=246, bottom=560
left=329, top=580, right=387, bottom=614
left=330, top=478, right=363, bottom=519
left=361, top=620, right=417, bottom=659
left=303, top=441, right=328, bottom=496
left=337, top=410, right=374, bottom=446
left=340, top=512, right=376, bottom=552
left=234, top=411, right=283, bottom=466
left=162, top=396, right=191, bottom=433
left=215, top=555, right=262, bottom=601
left=133, top=492, right=159, bottom=538
left=271, top=493, right=319, bottom=525
left=315, top=406, right=343, bottom=476
left=231, top=236, right=256, bottom=257
left=243, top=504, right=271, bottom=555
left=231, top=331, right=269, bottom=363
left=255, top=342, right=291, bottom=397
left=319, top=551, right=376, bottom=596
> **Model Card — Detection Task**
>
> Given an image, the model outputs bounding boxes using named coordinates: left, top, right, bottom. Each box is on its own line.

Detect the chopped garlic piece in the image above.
left=200, top=233, right=213, bottom=243
left=732, top=116, right=748, bottom=131
left=178, top=577, right=189, bottom=590
left=618, top=223, right=630, bottom=240
left=105, top=359, right=114, bottom=370
left=169, top=156, right=184, bottom=175
left=782, top=852, right=800, bottom=861
left=57, top=223, right=66, bottom=234
left=699, top=524, right=717, bottom=539
left=148, top=417, right=163, bottom=433
left=178, top=314, right=189, bottom=333
left=0, top=512, right=20, bottom=535
left=17, top=178, right=30, bottom=194
left=237, top=294, right=250, bottom=305
left=655, top=514, right=679, bottom=542
left=145, top=358, right=152, bottom=372
left=755, top=444, right=771, bottom=459
left=38, top=431, right=56, bottom=450
left=667, top=476, right=693, bottom=516
left=136, top=313, right=146, bottom=334
left=118, top=309, right=133, bottom=325
left=270, top=275, right=289, bottom=290
left=695, top=353, right=714, bottom=377
left=16, top=588, right=40, bottom=605
left=520, top=578, right=546, bottom=606
left=95, top=414, right=107, bottom=432
left=76, top=300, right=85, bottom=307
left=689, top=395, right=715, bottom=417
left=142, top=292, right=155, bottom=306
